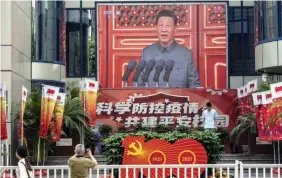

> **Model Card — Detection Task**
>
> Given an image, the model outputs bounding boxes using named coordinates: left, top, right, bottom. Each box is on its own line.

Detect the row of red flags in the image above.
left=0, top=79, right=99, bottom=142
left=237, top=80, right=282, bottom=141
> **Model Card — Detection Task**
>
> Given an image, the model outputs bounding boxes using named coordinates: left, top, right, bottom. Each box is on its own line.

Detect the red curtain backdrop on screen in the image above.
left=98, top=4, right=227, bottom=89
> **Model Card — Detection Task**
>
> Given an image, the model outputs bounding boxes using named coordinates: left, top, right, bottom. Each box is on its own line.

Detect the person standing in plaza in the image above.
left=201, top=102, right=218, bottom=130
left=68, top=144, right=98, bottom=178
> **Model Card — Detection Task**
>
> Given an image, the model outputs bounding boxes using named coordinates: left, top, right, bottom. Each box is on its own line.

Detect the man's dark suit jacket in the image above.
left=139, top=40, right=201, bottom=88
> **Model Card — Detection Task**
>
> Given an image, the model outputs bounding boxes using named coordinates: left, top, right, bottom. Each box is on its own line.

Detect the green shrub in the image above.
left=103, top=130, right=223, bottom=165
left=155, top=124, right=173, bottom=133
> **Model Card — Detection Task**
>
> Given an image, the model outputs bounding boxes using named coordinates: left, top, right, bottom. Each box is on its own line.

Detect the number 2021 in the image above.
left=153, top=157, right=162, bottom=162
left=182, top=157, right=192, bottom=162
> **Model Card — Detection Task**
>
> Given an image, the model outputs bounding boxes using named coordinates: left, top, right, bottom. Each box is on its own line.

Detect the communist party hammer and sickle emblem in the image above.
left=127, top=141, right=143, bottom=156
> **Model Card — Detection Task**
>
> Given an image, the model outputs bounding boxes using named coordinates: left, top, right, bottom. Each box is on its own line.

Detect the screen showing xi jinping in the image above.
left=96, top=3, right=227, bottom=89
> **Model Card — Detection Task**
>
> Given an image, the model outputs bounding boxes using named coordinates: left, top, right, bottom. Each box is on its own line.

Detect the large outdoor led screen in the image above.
left=96, top=2, right=227, bottom=89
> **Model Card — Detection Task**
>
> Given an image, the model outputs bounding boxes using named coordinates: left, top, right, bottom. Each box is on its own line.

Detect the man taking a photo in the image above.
left=68, top=144, right=98, bottom=178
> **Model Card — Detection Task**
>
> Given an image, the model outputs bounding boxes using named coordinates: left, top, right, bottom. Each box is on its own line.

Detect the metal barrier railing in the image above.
left=1, top=162, right=239, bottom=178
left=0, top=143, right=10, bottom=167
left=240, top=162, right=282, bottom=178
left=3, top=160, right=282, bottom=178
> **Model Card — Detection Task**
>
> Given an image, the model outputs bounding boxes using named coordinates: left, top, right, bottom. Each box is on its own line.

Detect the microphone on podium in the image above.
left=132, top=60, right=146, bottom=87
left=122, top=60, right=137, bottom=87
left=153, top=60, right=165, bottom=87
left=163, top=60, right=175, bottom=88
left=142, top=60, right=156, bottom=87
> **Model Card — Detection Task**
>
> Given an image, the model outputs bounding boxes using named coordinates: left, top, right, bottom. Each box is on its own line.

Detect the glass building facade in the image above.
left=255, top=1, right=282, bottom=43
left=228, top=4, right=256, bottom=76
left=31, top=0, right=97, bottom=89
left=31, top=0, right=66, bottom=89
left=66, top=9, right=96, bottom=77
left=32, top=0, right=66, bottom=62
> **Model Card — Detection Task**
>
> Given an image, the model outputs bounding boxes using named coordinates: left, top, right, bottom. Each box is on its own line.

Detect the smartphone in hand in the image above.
left=85, top=148, right=90, bottom=153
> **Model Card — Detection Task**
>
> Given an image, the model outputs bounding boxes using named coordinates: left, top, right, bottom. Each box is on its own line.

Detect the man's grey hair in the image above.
left=75, top=144, right=85, bottom=156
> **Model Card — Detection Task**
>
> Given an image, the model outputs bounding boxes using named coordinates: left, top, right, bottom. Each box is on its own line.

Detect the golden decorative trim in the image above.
left=214, top=62, right=226, bottom=89
left=204, top=34, right=226, bottom=49
left=211, top=36, right=226, bottom=45
left=205, top=54, right=226, bottom=88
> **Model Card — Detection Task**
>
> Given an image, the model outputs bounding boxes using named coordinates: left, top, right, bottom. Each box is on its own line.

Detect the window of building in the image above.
left=264, top=1, right=276, bottom=40
left=255, top=1, right=263, bottom=42
left=66, top=9, right=81, bottom=77
left=255, top=1, right=282, bottom=42
left=32, top=0, right=66, bottom=62
left=278, top=0, right=282, bottom=37
left=66, top=9, right=96, bottom=78
left=229, top=6, right=256, bottom=76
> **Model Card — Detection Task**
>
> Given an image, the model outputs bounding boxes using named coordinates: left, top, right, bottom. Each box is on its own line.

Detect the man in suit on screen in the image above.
left=139, top=10, right=201, bottom=88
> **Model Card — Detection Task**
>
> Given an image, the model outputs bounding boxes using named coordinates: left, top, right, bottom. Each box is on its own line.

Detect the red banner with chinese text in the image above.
left=252, top=92, right=264, bottom=139
left=50, top=93, right=66, bottom=142
left=253, top=87, right=282, bottom=141
left=39, top=85, right=60, bottom=138
left=18, top=86, right=28, bottom=141
left=237, top=86, right=248, bottom=116
left=238, top=96, right=252, bottom=116
left=95, top=88, right=237, bottom=130
left=0, top=83, right=7, bottom=140
left=80, top=80, right=99, bottom=126
left=237, top=80, right=257, bottom=116
left=268, top=82, right=282, bottom=141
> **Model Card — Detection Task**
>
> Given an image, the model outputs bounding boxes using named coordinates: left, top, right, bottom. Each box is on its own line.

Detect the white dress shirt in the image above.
left=202, top=109, right=218, bottom=129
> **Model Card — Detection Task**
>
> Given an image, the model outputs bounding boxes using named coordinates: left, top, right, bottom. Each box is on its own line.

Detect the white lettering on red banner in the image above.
left=96, top=99, right=229, bottom=128
left=124, top=117, right=140, bottom=128
left=176, top=116, right=192, bottom=127
left=114, top=102, right=131, bottom=114
left=96, top=102, right=113, bottom=115
left=189, top=103, right=199, bottom=114
left=193, top=114, right=202, bottom=127
left=149, top=103, right=165, bottom=114
left=132, top=103, right=148, bottom=114
left=159, top=116, right=175, bottom=125
left=166, top=102, right=182, bottom=114
left=142, top=116, right=158, bottom=128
